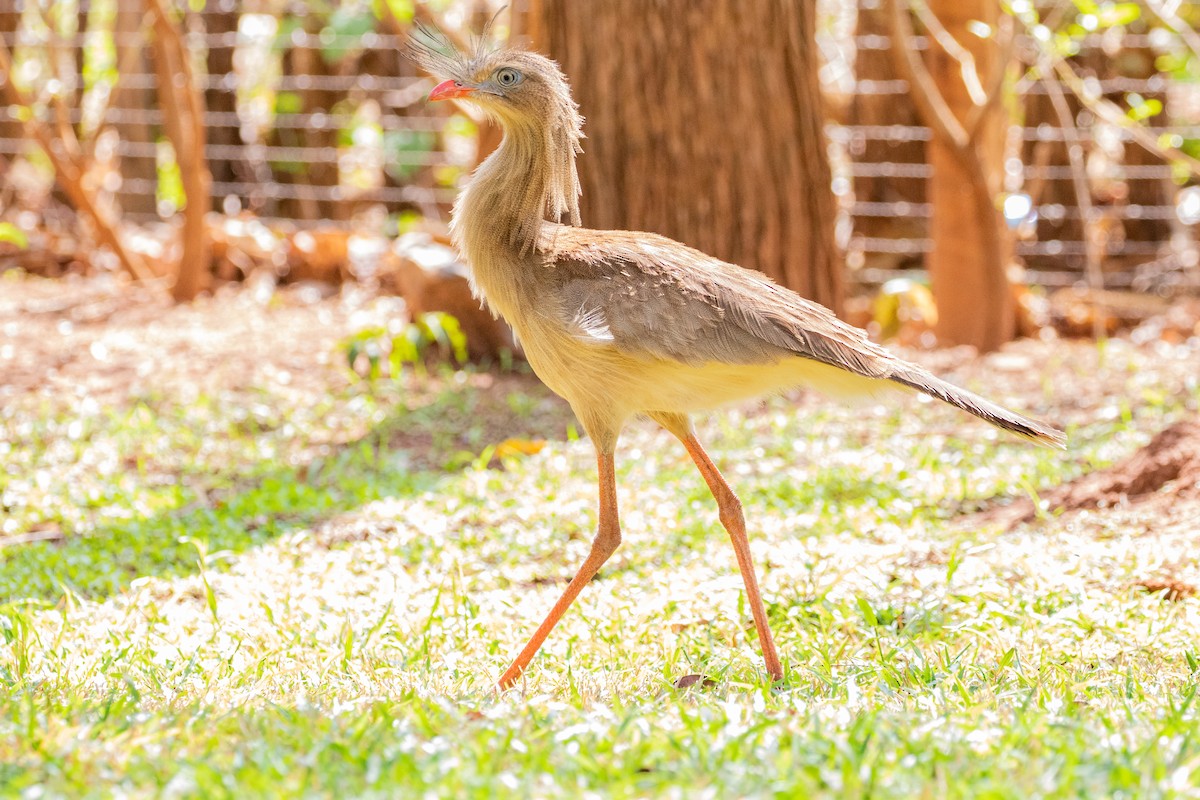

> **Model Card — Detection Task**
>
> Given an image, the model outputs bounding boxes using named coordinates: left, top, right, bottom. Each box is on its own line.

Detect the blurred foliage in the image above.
left=320, top=5, right=376, bottom=63
left=0, top=223, right=30, bottom=249
left=1006, top=0, right=1200, bottom=179
left=385, top=130, right=437, bottom=182
left=342, top=312, right=469, bottom=381
left=80, top=0, right=117, bottom=139
left=155, top=140, right=186, bottom=216
left=871, top=278, right=937, bottom=341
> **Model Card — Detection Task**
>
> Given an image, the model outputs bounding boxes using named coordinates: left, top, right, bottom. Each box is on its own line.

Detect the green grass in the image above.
left=2, top=336, right=1199, bottom=798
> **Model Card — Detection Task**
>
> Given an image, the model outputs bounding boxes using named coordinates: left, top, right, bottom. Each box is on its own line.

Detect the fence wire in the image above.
left=0, top=3, right=1197, bottom=293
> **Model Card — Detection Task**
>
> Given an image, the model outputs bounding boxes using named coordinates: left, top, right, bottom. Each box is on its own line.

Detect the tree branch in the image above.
left=0, top=35, right=153, bottom=282
left=910, top=0, right=987, bottom=105
left=965, top=12, right=1013, bottom=140
left=1039, top=56, right=1106, bottom=339
left=146, top=0, right=211, bottom=301
left=1052, top=57, right=1200, bottom=177
left=886, top=0, right=970, bottom=154
left=1143, top=0, right=1200, bottom=71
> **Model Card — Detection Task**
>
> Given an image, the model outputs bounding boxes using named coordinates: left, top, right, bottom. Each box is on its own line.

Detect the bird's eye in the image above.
left=495, top=68, right=523, bottom=87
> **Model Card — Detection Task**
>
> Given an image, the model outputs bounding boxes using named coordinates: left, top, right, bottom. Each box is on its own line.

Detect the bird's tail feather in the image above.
left=888, top=368, right=1066, bottom=448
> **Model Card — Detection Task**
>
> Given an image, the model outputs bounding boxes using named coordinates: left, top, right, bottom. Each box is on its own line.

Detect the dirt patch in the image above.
left=0, top=275, right=371, bottom=406
left=1134, top=575, right=1198, bottom=602
left=973, top=420, right=1200, bottom=529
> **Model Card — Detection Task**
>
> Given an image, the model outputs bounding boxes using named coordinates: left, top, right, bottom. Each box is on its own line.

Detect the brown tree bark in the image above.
left=148, top=0, right=211, bottom=301
left=525, top=0, right=843, bottom=313
left=0, top=28, right=151, bottom=281
left=112, top=0, right=159, bottom=217
left=892, top=0, right=1014, bottom=351
left=202, top=0, right=240, bottom=207
left=0, top=4, right=23, bottom=157
left=928, top=0, right=1013, bottom=350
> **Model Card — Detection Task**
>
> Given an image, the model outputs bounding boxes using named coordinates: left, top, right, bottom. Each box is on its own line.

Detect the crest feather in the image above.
left=404, top=21, right=482, bottom=82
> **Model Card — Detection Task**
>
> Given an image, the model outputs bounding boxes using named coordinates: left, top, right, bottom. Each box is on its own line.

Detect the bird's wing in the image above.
left=539, top=227, right=896, bottom=379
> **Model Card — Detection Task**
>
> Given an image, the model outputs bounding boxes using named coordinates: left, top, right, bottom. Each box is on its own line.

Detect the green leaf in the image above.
left=200, top=567, right=219, bottom=622
left=0, top=223, right=29, bottom=249
left=1096, top=2, right=1140, bottom=28
left=273, top=15, right=305, bottom=52
left=156, top=139, right=186, bottom=213
left=420, top=312, right=468, bottom=363
left=384, top=130, right=436, bottom=182
left=857, top=596, right=879, bottom=627
left=320, top=6, right=376, bottom=63
left=378, top=0, right=414, bottom=23
left=275, top=91, right=304, bottom=115
left=1125, top=95, right=1163, bottom=122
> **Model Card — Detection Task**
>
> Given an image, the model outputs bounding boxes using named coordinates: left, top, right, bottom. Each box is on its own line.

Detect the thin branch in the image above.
left=886, top=0, right=1015, bottom=347
left=82, top=15, right=153, bottom=161
left=146, top=0, right=211, bottom=301
left=886, top=0, right=970, bottom=153
left=1143, top=0, right=1200, bottom=70
left=49, top=92, right=82, bottom=160
left=910, top=0, right=987, bottom=105
left=0, top=35, right=153, bottom=282
left=965, top=12, right=1014, bottom=140
left=1053, top=57, right=1200, bottom=176
left=1039, top=56, right=1106, bottom=339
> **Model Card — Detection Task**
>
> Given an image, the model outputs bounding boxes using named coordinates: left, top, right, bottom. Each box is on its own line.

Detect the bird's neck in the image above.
left=451, top=113, right=582, bottom=265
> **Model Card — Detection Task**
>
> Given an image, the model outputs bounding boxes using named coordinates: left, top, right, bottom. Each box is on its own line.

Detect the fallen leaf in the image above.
left=494, top=438, right=546, bottom=460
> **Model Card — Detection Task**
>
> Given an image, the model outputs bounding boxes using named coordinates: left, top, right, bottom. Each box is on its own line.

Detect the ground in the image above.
left=2, top=271, right=1199, bottom=797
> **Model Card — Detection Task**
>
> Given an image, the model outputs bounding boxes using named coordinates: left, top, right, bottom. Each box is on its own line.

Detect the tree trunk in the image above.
left=275, top=37, right=340, bottom=221
left=525, top=0, right=843, bottom=313
left=148, top=0, right=211, bottom=301
left=112, top=0, right=159, bottom=217
left=202, top=0, right=240, bottom=211
left=925, top=0, right=1014, bottom=350
left=0, top=4, right=23, bottom=157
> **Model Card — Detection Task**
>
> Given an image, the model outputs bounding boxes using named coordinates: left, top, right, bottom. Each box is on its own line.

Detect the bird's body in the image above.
left=408, top=28, right=1064, bottom=689
left=466, top=221, right=890, bottom=447
left=460, top=204, right=1057, bottom=451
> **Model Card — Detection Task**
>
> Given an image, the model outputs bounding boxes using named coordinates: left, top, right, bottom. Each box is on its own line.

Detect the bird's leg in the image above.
left=652, top=414, right=783, bottom=682
left=496, top=450, right=621, bottom=690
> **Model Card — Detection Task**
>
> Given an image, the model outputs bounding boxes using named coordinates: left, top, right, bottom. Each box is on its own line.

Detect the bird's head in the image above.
left=406, top=22, right=585, bottom=237
left=406, top=24, right=580, bottom=134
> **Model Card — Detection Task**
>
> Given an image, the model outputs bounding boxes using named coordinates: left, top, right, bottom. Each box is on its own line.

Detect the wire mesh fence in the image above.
left=0, top=0, right=1198, bottom=294
left=825, top=0, right=1200, bottom=294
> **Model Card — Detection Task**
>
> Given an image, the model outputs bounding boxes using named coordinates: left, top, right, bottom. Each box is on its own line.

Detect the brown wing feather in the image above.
left=540, top=226, right=894, bottom=376
left=538, top=226, right=1066, bottom=448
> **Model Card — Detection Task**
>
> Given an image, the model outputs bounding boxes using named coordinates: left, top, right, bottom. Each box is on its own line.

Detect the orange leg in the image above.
left=497, top=450, right=621, bottom=690
left=678, top=433, right=784, bottom=682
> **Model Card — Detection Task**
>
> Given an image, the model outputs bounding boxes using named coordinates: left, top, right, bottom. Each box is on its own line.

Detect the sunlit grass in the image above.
left=1, top=336, right=1198, bottom=797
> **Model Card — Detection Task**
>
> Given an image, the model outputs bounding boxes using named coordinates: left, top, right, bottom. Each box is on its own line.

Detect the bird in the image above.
left=406, top=26, right=1065, bottom=690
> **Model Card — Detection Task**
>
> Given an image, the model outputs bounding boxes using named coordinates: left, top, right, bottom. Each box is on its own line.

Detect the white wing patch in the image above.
left=572, top=302, right=614, bottom=343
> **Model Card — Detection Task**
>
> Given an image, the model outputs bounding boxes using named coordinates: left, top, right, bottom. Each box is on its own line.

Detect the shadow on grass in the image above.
left=0, top=371, right=575, bottom=604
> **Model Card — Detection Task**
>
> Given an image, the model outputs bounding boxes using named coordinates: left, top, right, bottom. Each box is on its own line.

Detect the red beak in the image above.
left=429, top=79, right=476, bottom=102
